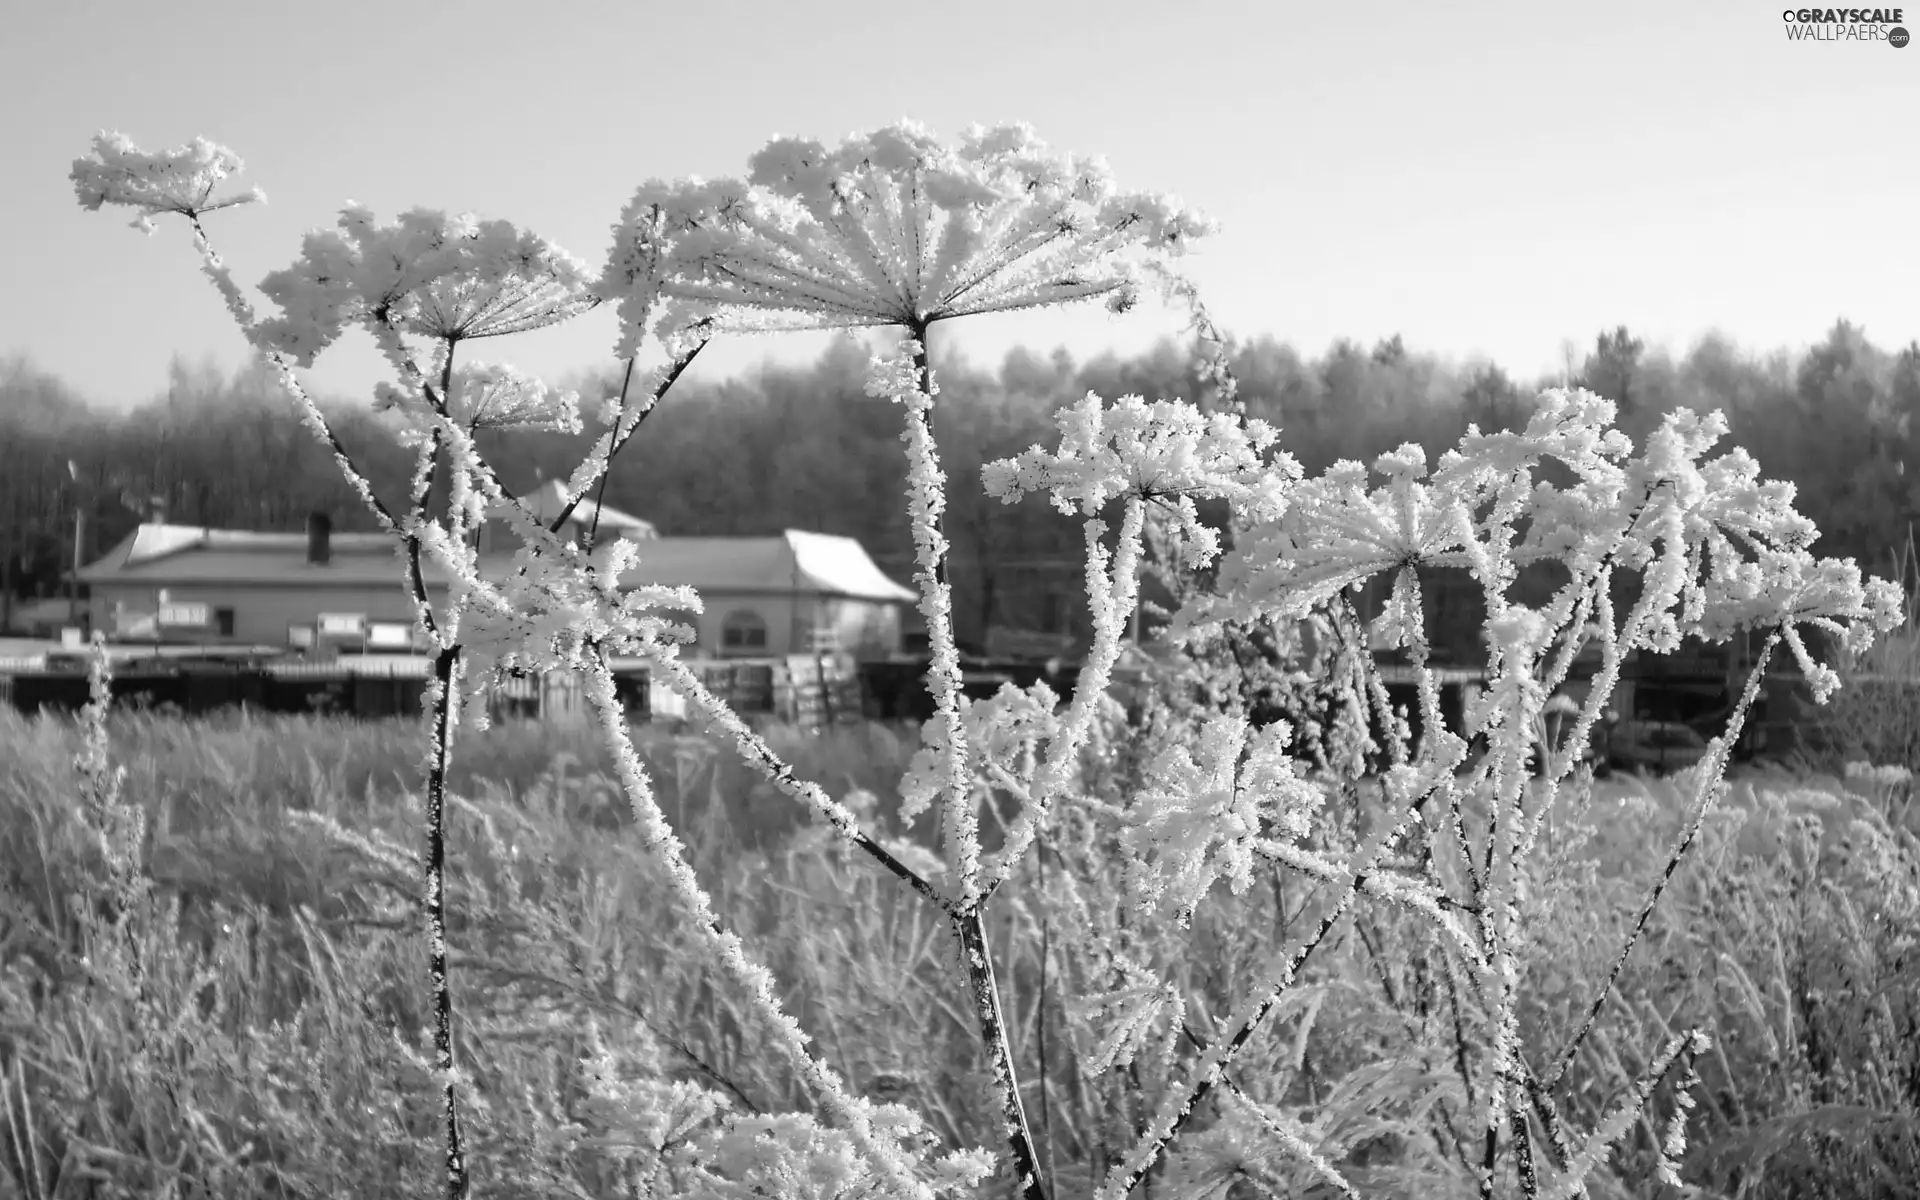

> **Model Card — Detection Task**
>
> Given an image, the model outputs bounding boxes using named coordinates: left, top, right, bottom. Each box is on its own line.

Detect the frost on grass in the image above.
left=572, top=1019, right=994, bottom=1200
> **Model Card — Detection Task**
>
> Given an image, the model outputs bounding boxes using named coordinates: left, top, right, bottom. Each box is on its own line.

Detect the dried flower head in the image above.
left=71, top=131, right=265, bottom=234
left=1183, top=391, right=1904, bottom=690
left=983, top=391, right=1293, bottom=568
left=602, top=120, right=1213, bottom=349
left=1122, top=716, right=1324, bottom=926
left=256, top=205, right=598, bottom=366
left=374, top=362, right=582, bottom=440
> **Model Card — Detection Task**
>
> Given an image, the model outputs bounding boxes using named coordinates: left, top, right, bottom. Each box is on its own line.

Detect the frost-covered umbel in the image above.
left=71, top=131, right=265, bottom=234
left=600, top=121, right=1214, bottom=352
left=1186, top=388, right=1904, bottom=700
left=256, top=205, right=599, bottom=368
left=374, top=362, right=582, bottom=440
left=984, top=391, right=1295, bottom=569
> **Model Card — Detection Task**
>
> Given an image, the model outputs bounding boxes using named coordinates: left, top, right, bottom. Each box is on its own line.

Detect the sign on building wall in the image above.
left=366, top=622, right=414, bottom=650
left=317, top=613, right=366, bottom=639
left=158, top=601, right=211, bottom=628
left=288, top=624, right=315, bottom=649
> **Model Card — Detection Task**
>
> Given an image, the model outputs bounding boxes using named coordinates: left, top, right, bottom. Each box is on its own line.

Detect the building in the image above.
left=76, top=494, right=919, bottom=662
left=76, top=515, right=421, bottom=650
left=478, top=478, right=659, bottom=549
left=2, top=597, right=87, bottom=639
left=610, top=531, right=917, bottom=660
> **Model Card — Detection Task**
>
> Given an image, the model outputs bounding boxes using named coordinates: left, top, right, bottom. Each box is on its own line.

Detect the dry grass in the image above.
left=0, top=706, right=1914, bottom=1198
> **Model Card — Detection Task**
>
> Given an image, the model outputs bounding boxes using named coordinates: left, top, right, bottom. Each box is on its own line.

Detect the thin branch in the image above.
left=957, top=908, right=1049, bottom=1200
left=646, top=652, right=950, bottom=911
left=1100, top=771, right=1448, bottom=1200
left=422, top=644, right=469, bottom=1200
left=1545, top=630, right=1780, bottom=1091
left=581, top=357, right=637, bottom=555
left=1219, top=1080, right=1361, bottom=1200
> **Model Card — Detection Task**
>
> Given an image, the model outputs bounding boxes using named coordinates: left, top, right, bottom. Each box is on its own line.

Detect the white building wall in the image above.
left=89, top=581, right=432, bottom=647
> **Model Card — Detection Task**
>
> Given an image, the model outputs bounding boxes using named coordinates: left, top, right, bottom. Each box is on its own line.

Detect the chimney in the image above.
left=306, top=512, right=332, bottom=565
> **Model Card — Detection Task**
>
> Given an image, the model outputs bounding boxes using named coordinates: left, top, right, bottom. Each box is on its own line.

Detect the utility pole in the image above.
left=66, top=461, right=88, bottom=634
left=70, top=507, right=85, bottom=630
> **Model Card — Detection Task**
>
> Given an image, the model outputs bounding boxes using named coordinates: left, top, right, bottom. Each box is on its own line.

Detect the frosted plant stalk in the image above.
left=580, top=658, right=938, bottom=1200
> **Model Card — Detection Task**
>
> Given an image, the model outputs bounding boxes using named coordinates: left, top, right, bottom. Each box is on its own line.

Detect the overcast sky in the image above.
left=5, top=0, right=1915, bottom=409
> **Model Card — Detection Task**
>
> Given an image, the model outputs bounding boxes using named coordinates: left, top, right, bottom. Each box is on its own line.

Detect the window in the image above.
left=720, top=610, right=769, bottom=655
left=215, top=607, right=235, bottom=637
left=1039, top=591, right=1070, bottom=635
left=317, top=613, right=367, bottom=639
left=366, top=622, right=414, bottom=650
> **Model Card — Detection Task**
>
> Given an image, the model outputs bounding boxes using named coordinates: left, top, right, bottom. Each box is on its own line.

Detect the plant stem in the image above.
left=1545, top=632, right=1780, bottom=1092
left=957, top=909, right=1049, bottom=1200
left=899, top=317, right=1047, bottom=1198
left=550, top=338, right=708, bottom=538
left=424, top=340, right=468, bottom=1200
left=424, top=642, right=468, bottom=1200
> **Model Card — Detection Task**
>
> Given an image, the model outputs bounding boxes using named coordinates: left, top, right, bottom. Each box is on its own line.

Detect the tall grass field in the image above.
left=2, top=706, right=1914, bottom=1198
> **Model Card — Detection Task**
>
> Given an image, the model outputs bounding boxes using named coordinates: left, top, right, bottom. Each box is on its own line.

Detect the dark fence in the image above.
left=0, top=663, right=426, bottom=719
left=857, top=659, right=1083, bottom=722
left=3, top=655, right=1092, bottom=727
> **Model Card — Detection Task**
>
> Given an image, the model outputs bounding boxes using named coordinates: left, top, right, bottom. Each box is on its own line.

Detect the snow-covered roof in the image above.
left=78, top=518, right=916, bottom=606
left=77, top=523, right=402, bottom=586
left=613, top=531, right=917, bottom=603
left=786, top=531, right=918, bottom=603
left=500, top=479, right=657, bottom=539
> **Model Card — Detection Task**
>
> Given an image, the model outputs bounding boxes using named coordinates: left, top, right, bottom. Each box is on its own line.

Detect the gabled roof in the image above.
left=78, top=520, right=917, bottom=605
left=787, top=531, right=920, bottom=603
left=503, top=480, right=657, bottom=539
left=612, top=531, right=918, bottom=604
left=77, top=523, right=416, bottom=587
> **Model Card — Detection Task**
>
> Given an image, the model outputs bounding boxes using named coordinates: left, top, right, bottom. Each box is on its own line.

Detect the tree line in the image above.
left=3, top=319, right=1915, bottom=646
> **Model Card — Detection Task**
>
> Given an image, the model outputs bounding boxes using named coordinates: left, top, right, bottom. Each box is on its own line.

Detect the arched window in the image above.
left=720, top=609, right=769, bottom=655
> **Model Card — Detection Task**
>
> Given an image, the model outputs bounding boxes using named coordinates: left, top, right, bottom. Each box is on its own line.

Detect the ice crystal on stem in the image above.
left=897, top=680, right=1062, bottom=828
left=866, top=341, right=984, bottom=895
left=580, top=661, right=981, bottom=1200
left=975, top=390, right=1296, bottom=899
left=375, top=361, right=582, bottom=439
left=1078, top=957, right=1189, bottom=1077
left=1121, top=716, right=1324, bottom=926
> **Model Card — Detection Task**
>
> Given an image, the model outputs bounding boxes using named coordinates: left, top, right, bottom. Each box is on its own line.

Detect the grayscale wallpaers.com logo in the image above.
left=1783, top=7, right=1910, bottom=43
